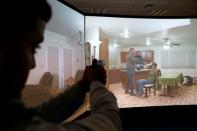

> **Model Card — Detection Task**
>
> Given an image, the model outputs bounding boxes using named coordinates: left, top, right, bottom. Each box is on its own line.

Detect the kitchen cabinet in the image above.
left=141, top=51, right=146, bottom=61
left=120, top=52, right=129, bottom=63
left=109, top=69, right=122, bottom=84
left=120, top=69, right=150, bottom=89
left=135, top=51, right=141, bottom=57
left=120, top=50, right=154, bottom=63
left=99, top=38, right=109, bottom=88
left=145, top=50, right=154, bottom=62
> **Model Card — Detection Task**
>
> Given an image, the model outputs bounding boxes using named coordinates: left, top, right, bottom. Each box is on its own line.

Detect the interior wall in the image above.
left=26, top=0, right=85, bottom=87
left=139, top=45, right=196, bottom=77
left=85, top=26, right=100, bottom=60
left=47, top=45, right=59, bottom=87
left=25, top=42, right=47, bottom=85
left=109, top=46, right=121, bottom=68
left=26, top=31, right=83, bottom=88
left=110, top=44, right=197, bottom=77
left=47, top=0, right=85, bottom=43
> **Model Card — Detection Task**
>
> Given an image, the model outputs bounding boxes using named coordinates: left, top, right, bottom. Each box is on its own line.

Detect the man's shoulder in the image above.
left=2, top=100, right=39, bottom=130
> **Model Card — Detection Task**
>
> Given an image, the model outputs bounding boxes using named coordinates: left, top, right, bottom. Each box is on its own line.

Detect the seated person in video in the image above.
left=135, top=62, right=158, bottom=96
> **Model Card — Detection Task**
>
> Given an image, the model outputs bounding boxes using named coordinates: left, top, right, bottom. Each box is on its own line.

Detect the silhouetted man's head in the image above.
left=0, top=0, right=52, bottom=100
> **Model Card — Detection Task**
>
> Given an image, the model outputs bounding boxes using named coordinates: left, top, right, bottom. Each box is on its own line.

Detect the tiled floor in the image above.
left=109, top=83, right=197, bottom=108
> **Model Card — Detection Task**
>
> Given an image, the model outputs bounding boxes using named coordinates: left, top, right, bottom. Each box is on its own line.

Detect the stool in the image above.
left=144, top=84, right=155, bottom=98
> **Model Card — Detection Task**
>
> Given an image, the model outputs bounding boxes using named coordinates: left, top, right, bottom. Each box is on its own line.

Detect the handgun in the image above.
left=92, top=59, right=105, bottom=67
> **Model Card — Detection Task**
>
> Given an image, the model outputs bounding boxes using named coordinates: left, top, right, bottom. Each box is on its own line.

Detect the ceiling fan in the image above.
left=164, top=38, right=181, bottom=47
left=162, top=38, right=180, bottom=49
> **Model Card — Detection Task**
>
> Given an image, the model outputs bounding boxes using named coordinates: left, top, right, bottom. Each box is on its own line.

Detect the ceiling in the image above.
left=59, top=0, right=197, bottom=17
left=86, top=17, right=197, bottom=47
left=57, top=0, right=197, bottom=47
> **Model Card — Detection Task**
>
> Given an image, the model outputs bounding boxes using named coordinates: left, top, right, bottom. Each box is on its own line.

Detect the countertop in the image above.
left=120, top=69, right=151, bottom=72
left=109, top=67, right=126, bottom=70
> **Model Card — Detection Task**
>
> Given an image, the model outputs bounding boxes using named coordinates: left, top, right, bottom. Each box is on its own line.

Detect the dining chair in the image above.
left=143, top=69, right=161, bottom=98
left=183, top=76, right=193, bottom=86
left=65, top=69, right=84, bottom=88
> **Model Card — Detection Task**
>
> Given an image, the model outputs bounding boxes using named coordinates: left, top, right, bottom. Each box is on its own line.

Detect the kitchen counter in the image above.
left=120, top=69, right=151, bottom=89
left=109, top=68, right=124, bottom=84
left=109, top=68, right=151, bottom=85
left=109, top=67, right=126, bottom=70
left=120, top=69, right=151, bottom=72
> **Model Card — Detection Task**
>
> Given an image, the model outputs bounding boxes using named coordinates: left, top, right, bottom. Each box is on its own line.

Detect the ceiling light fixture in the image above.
left=121, top=28, right=131, bottom=39
left=164, top=38, right=171, bottom=45
left=114, top=43, right=119, bottom=48
left=113, top=40, right=119, bottom=48
left=146, top=38, right=152, bottom=45
left=146, top=42, right=151, bottom=45
left=166, top=39, right=171, bottom=45
left=124, top=33, right=130, bottom=38
left=120, top=32, right=130, bottom=39
left=163, top=45, right=170, bottom=50
left=163, top=38, right=171, bottom=49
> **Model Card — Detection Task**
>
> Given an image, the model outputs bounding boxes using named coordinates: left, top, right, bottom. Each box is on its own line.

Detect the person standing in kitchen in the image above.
left=125, top=48, right=143, bottom=95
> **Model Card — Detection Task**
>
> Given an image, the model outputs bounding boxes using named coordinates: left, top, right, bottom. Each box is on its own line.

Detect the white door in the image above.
left=47, top=45, right=59, bottom=87
left=64, top=49, right=72, bottom=82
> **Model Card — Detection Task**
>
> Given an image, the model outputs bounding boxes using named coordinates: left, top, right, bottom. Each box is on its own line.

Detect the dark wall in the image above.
left=76, top=105, right=197, bottom=131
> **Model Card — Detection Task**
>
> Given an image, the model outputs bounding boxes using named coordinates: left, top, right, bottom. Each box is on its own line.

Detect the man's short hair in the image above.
left=1, top=0, right=52, bottom=40
left=152, top=62, right=157, bottom=67
left=129, top=48, right=135, bottom=52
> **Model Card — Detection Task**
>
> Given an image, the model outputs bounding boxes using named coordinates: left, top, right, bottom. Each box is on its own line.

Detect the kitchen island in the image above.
left=120, top=69, right=151, bottom=89
left=109, top=68, right=125, bottom=84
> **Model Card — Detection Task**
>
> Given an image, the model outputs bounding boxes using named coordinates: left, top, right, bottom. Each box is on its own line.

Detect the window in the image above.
left=161, top=50, right=196, bottom=68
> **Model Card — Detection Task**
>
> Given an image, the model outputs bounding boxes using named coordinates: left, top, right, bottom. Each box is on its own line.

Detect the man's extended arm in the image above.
left=61, top=81, right=123, bottom=131
left=34, top=82, right=86, bottom=123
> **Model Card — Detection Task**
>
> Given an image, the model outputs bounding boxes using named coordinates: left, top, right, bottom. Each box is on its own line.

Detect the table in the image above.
left=158, top=73, right=183, bottom=96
